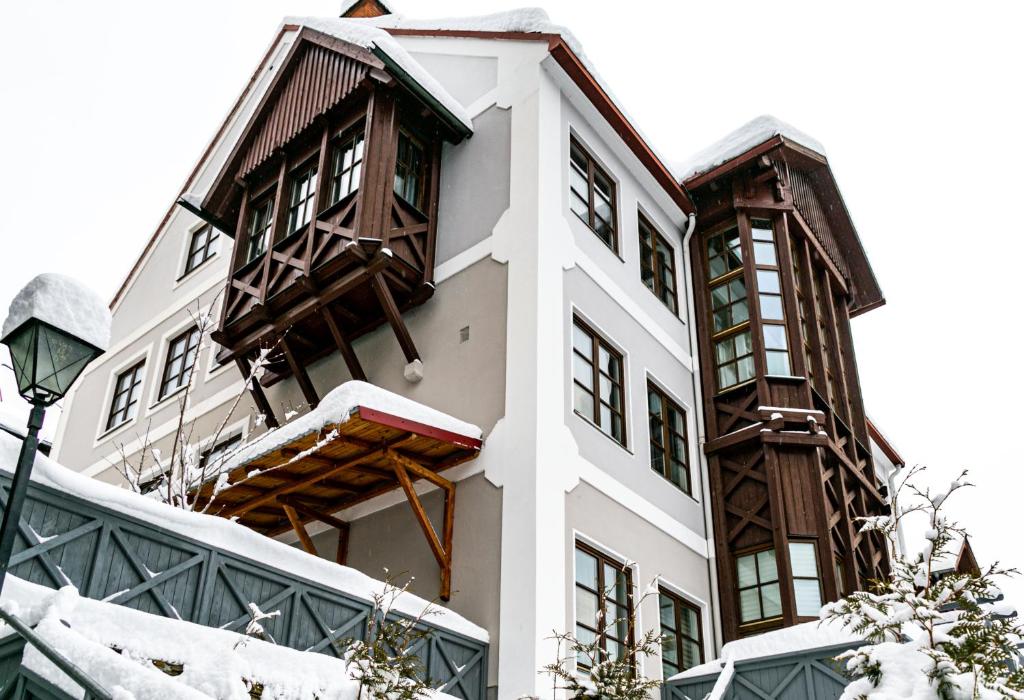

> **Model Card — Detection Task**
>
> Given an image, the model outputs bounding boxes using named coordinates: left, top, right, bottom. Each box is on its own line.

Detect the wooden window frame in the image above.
left=244, top=194, right=274, bottom=265
left=328, top=128, right=365, bottom=206
left=572, top=316, right=627, bottom=447
left=705, top=225, right=754, bottom=391
left=574, top=541, right=635, bottom=672
left=285, top=160, right=319, bottom=236
left=394, top=128, right=429, bottom=212
left=158, top=326, right=201, bottom=400
left=639, top=214, right=678, bottom=314
left=182, top=224, right=219, bottom=276
left=105, top=361, right=145, bottom=431
left=647, top=382, right=691, bottom=494
left=658, top=588, right=704, bottom=677
left=569, top=137, right=618, bottom=252
left=789, top=541, right=824, bottom=619
left=736, top=547, right=783, bottom=626
left=750, top=219, right=793, bottom=378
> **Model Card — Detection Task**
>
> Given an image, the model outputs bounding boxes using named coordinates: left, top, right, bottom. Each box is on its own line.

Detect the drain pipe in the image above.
left=681, top=210, right=724, bottom=654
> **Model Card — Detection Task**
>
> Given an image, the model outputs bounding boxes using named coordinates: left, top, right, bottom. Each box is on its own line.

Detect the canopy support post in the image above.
left=280, top=495, right=352, bottom=565
left=282, top=504, right=318, bottom=556
left=386, top=450, right=455, bottom=600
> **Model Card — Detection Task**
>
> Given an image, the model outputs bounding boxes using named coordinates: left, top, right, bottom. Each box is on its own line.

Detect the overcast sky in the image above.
left=1, top=0, right=1021, bottom=596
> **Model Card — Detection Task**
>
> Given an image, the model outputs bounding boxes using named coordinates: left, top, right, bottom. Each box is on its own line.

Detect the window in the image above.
left=575, top=543, right=633, bottom=671
left=200, top=433, right=243, bottom=469
left=159, top=327, right=201, bottom=399
left=751, top=220, right=792, bottom=376
left=286, top=163, right=318, bottom=235
left=706, top=226, right=754, bottom=390
left=245, top=197, right=274, bottom=263
left=569, top=138, right=617, bottom=250
left=572, top=318, right=626, bottom=445
left=790, top=542, right=823, bottom=617
left=183, top=225, right=219, bottom=275
left=639, top=215, right=678, bottom=313
left=394, top=130, right=427, bottom=211
left=736, top=548, right=782, bottom=624
left=647, top=383, right=690, bottom=493
left=105, top=361, right=145, bottom=431
left=330, top=129, right=365, bottom=204
left=659, top=589, right=703, bottom=677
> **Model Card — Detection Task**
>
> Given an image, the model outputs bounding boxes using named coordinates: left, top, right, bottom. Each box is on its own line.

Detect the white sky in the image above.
left=1, top=1, right=1021, bottom=598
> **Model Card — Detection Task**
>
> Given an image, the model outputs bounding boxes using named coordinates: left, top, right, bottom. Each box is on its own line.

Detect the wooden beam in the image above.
left=235, top=357, right=279, bottom=429
left=371, top=272, right=420, bottom=363
left=321, top=307, right=368, bottom=381
left=283, top=504, right=318, bottom=556
left=280, top=336, right=320, bottom=408
left=386, top=452, right=455, bottom=600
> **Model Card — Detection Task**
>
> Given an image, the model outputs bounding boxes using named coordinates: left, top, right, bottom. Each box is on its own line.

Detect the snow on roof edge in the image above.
left=673, top=115, right=827, bottom=183
left=219, top=380, right=482, bottom=475
left=0, top=431, right=488, bottom=642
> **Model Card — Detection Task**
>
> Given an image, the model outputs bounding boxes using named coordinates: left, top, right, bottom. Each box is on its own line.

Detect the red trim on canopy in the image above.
left=355, top=406, right=483, bottom=451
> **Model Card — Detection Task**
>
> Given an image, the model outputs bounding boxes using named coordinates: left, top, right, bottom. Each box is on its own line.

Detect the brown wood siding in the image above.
left=241, top=45, right=370, bottom=177
left=790, top=169, right=851, bottom=281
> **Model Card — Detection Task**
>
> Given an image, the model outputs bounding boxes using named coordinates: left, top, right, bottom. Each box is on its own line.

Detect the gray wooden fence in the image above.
left=663, top=642, right=857, bottom=700
left=0, top=473, right=487, bottom=699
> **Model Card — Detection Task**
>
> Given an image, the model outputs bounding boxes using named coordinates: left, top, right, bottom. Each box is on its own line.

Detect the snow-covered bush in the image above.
left=823, top=466, right=1024, bottom=699
left=542, top=573, right=663, bottom=700
left=341, top=571, right=436, bottom=700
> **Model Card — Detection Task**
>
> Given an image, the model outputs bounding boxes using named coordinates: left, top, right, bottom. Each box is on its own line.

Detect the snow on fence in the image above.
left=0, top=433, right=488, bottom=700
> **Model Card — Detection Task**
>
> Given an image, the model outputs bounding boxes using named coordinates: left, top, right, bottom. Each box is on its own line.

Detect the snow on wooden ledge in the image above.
left=0, top=431, right=488, bottom=642
left=0, top=576, right=460, bottom=699
left=220, top=380, right=483, bottom=476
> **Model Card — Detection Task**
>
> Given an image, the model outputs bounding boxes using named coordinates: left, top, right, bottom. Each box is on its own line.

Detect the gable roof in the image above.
left=339, top=0, right=399, bottom=18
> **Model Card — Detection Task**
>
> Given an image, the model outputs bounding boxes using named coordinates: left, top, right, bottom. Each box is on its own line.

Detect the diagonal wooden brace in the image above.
left=385, top=449, right=455, bottom=600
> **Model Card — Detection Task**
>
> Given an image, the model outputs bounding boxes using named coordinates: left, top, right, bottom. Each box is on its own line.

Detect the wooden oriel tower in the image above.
left=685, top=129, right=891, bottom=641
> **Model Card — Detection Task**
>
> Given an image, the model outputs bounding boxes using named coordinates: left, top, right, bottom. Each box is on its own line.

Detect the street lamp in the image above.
left=0, top=274, right=109, bottom=595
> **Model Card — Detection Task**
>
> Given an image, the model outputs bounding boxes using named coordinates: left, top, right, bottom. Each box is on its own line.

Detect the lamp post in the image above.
left=0, top=274, right=108, bottom=595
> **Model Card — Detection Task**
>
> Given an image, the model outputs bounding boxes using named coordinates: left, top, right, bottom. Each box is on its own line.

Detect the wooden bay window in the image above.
left=286, top=163, right=318, bottom=235
left=244, top=196, right=274, bottom=264
left=706, top=226, right=754, bottom=390
left=736, top=548, right=782, bottom=625
left=394, top=129, right=427, bottom=211
left=329, top=128, right=365, bottom=205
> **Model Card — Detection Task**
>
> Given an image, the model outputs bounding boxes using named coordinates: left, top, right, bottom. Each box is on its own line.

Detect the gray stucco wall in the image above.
left=563, top=267, right=705, bottom=536
left=436, top=105, right=511, bottom=266
left=309, top=472, right=502, bottom=688
left=565, top=481, right=714, bottom=678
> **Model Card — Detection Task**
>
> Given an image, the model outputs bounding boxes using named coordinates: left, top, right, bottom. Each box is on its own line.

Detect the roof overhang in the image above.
left=684, top=135, right=884, bottom=315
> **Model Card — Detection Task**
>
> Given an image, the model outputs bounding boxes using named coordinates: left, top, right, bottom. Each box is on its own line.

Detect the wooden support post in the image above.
left=371, top=273, right=420, bottom=363
left=321, top=308, right=367, bottom=381
left=280, top=336, right=320, bottom=408
left=282, top=504, right=318, bottom=557
left=235, top=356, right=279, bottom=428
left=386, top=451, right=455, bottom=600
left=279, top=496, right=351, bottom=565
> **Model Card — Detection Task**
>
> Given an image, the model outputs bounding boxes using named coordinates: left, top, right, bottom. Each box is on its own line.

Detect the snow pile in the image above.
left=669, top=618, right=861, bottom=681
left=0, top=431, right=486, bottom=641
left=673, top=115, right=827, bottom=183
left=1, top=273, right=111, bottom=350
left=219, top=380, right=482, bottom=475
left=0, top=577, right=458, bottom=700
left=283, top=16, right=473, bottom=132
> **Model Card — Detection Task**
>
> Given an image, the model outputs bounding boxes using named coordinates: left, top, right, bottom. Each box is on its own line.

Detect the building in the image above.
left=48, top=2, right=900, bottom=696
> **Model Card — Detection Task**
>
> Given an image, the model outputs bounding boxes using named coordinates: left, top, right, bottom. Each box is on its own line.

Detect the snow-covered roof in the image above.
left=670, top=619, right=861, bottom=681
left=0, top=431, right=487, bottom=642
left=339, top=0, right=402, bottom=16
left=1, top=273, right=111, bottom=350
left=284, top=16, right=474, bottom=134
left=1, top=576, right=458, bottom=699
left=673, top=115, right=827, bottom=183
left=220, top=380, right=482, bottom=476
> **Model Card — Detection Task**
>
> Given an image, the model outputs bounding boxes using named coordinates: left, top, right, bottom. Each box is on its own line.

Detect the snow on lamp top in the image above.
left=2, top=273, right=112, bottom=351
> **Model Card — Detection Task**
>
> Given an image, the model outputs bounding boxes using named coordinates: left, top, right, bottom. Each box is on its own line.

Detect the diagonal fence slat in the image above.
left=0, top=474, right=487, bottom=699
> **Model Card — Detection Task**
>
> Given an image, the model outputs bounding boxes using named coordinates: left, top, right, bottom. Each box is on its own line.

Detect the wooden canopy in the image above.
left=199, top=405, right=481, bottom=600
